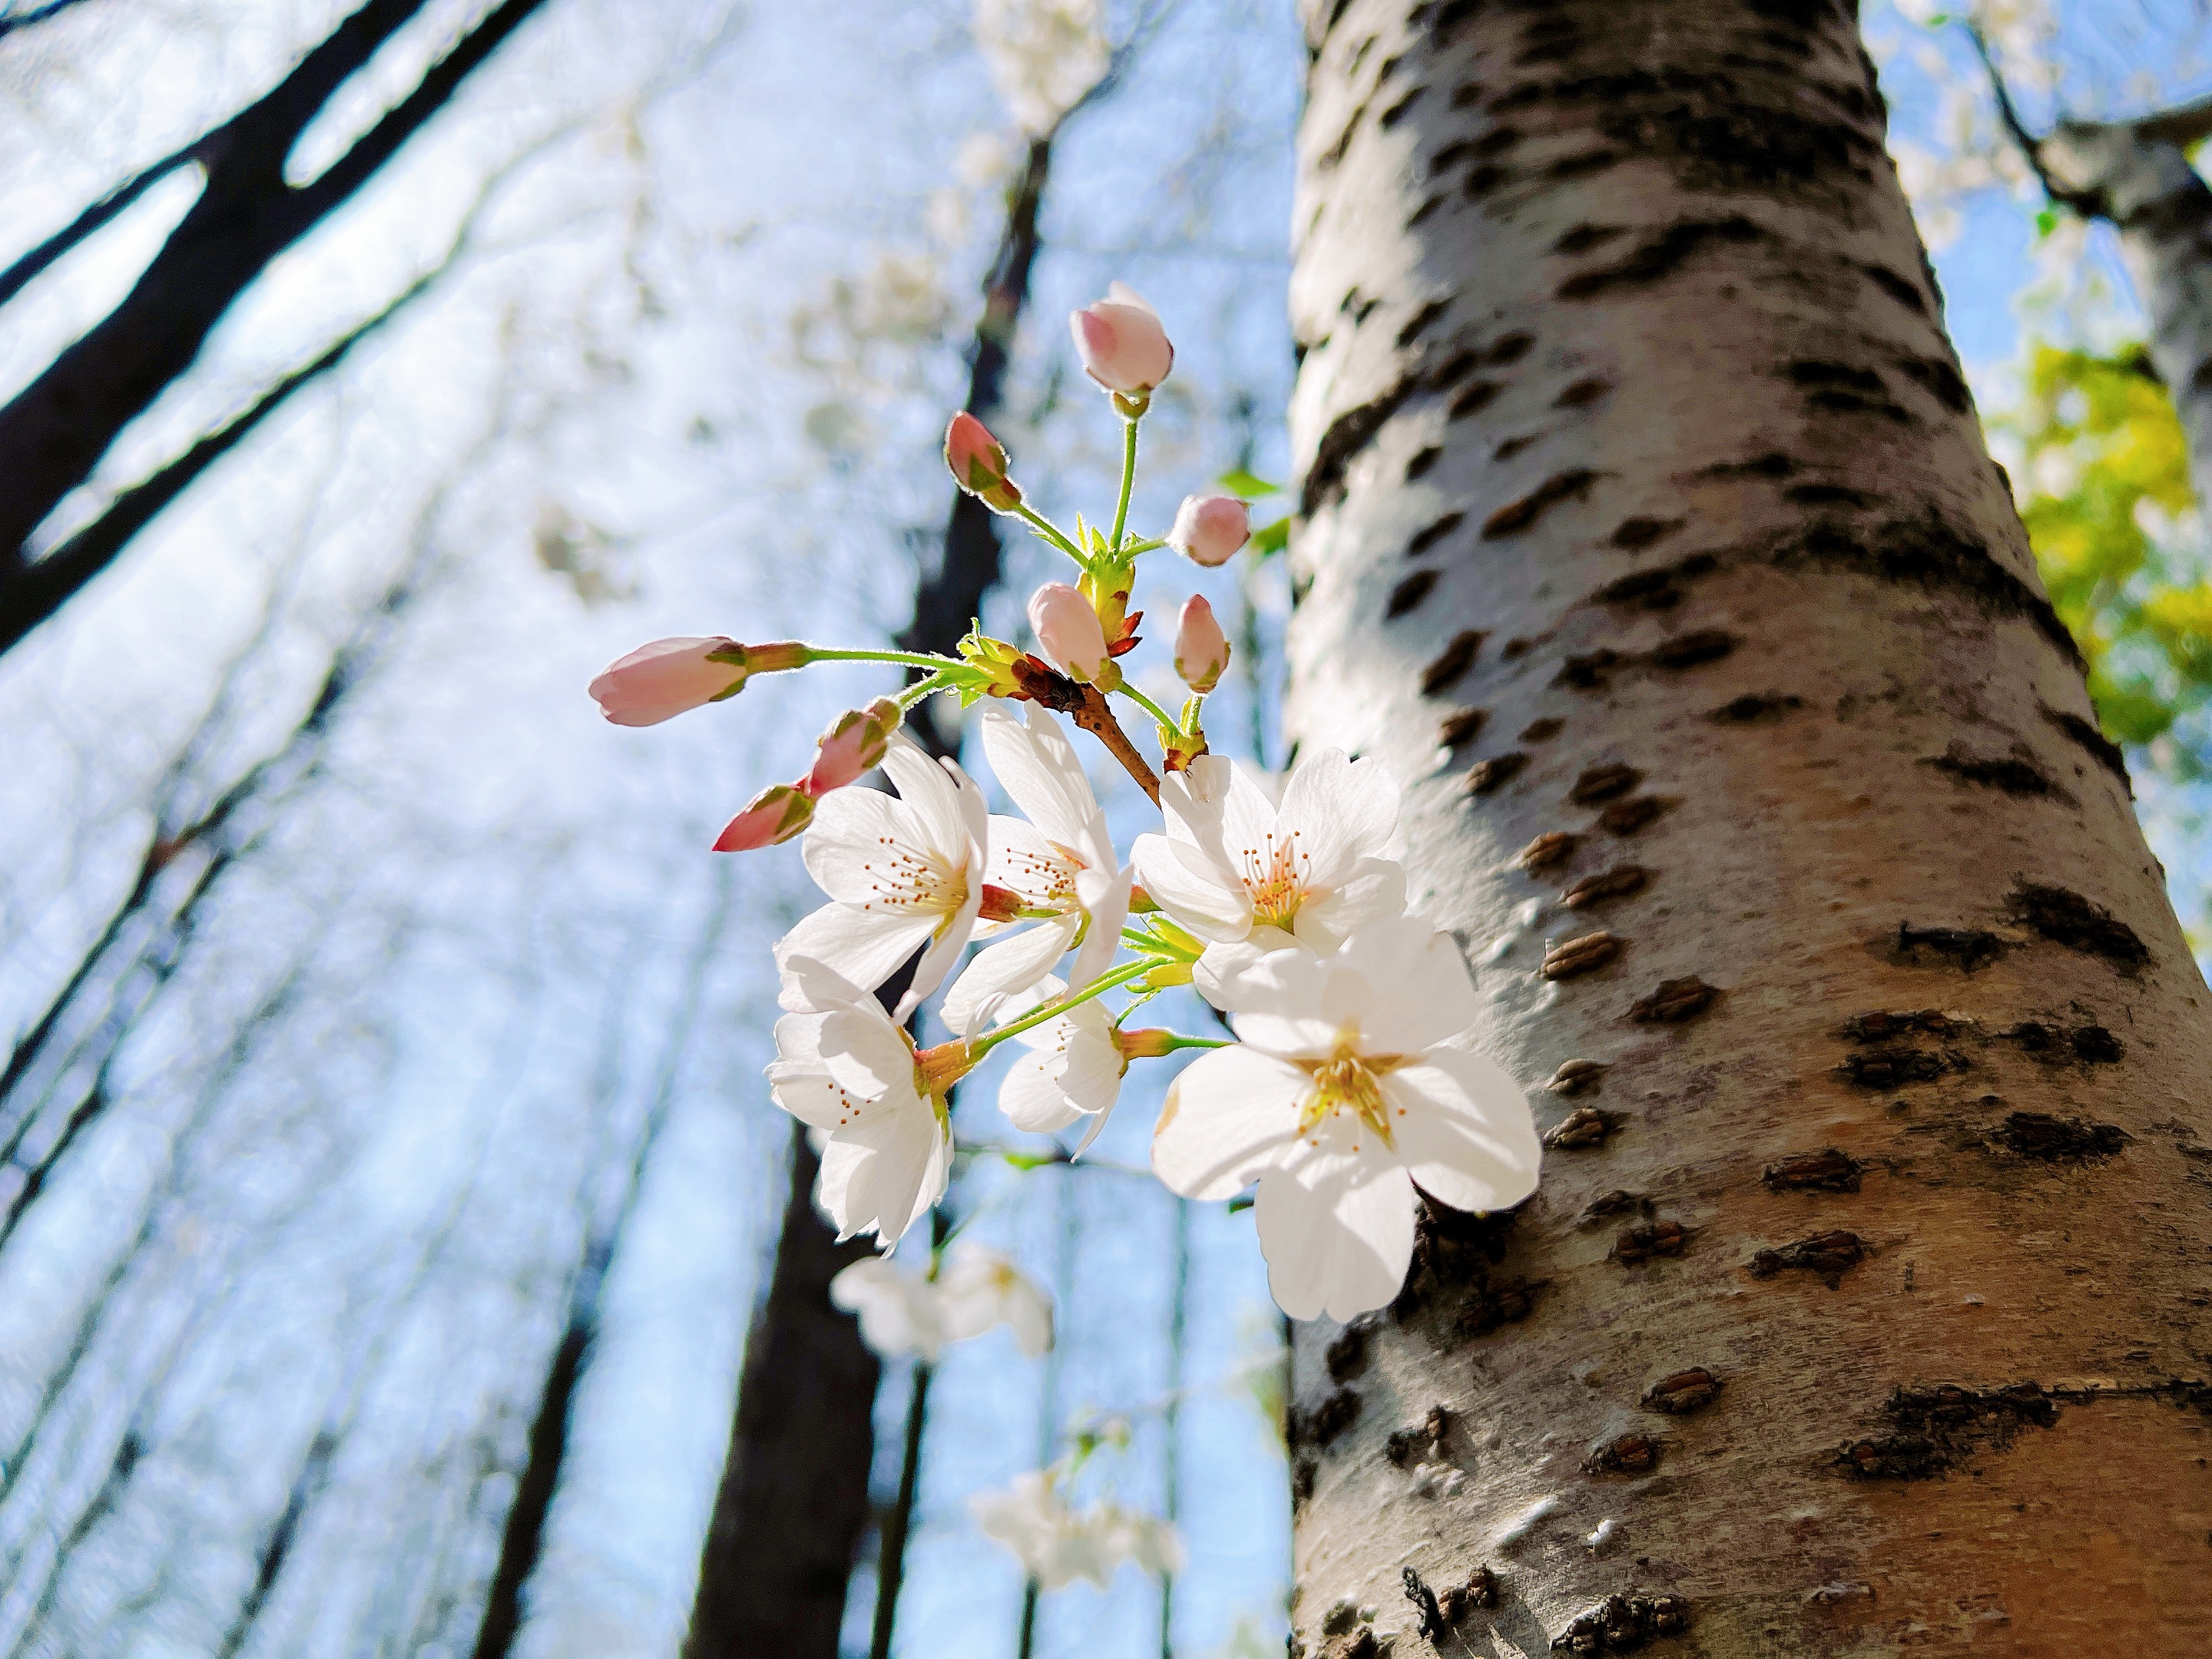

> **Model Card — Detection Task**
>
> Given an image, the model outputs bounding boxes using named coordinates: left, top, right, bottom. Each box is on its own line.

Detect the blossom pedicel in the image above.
left=588, top=282, right=1538, bottom=1317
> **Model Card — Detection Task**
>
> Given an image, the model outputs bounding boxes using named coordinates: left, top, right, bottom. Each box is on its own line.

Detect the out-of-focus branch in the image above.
left=0, top=144, right=202, bottom=311
left=0, top=0, right=96, bottom=43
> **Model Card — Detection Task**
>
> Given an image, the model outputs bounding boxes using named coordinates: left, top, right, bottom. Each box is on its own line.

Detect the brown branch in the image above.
left=1074, top=686, right=1164, bottom=804
left=1964, top=20, right=2101, bottom=214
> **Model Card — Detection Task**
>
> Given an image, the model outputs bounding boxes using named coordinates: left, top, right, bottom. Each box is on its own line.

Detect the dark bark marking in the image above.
left=1303, top=379, right=1418, bottom=515
left=1385, top=1404, right=1452, bottom=1466
left=1482, top=468, right=1598, bottom=538
left=1378, top=87, right=1426, bottom=128
left=1598, top=794, right=1667, bottom=836
left=1555, top=223, right=1623, bottom=254
left=1420, top=628, right=1486, bottom=694
left=1296, top=1387, right=1363, bottom=1449
left=1450, top=379, right=1504, bottom=419
left=1455, top=1276, right=1539, bottom=1338
left=1892, top=353, right=1972, bottom=415
left=1584, top=1432, right=1661, bottom=1477
left=1406, top=445, right=1444, bottom=482
left=1889, top=921, right=2005, bottom=973
left=1407, top=191, right=1446, bottom=227
left=1389, top=569, right=1441, bottom=618
left=1581, top=1189, right=1652, bottom=1225
left=1838, top=1047, right=1962, bottom=1089
left=1786, top=359, right=1885, bottom=394
left=1495, top=432, right=1541, bottom=460
left=1609, top=515, right=1681, bottom=550
left=1990, top=1111, right=2129, bottom=1161
left=1839, top=1382, right=2058, bottom=1480
left=1487, top=332, right=1535, bottom=365
left=1463, top=163, right=1508, bottom=198
left=1557, top=216, right=1763, bottom=300
left=1570, top=763, right=1644, bottom=804
left=1804, top=387, right=1915, bottom=425
left=1409, top=509, right=1464, bottom=554
left=1749, top=1229, right=1866, bottom=1286
left=1326, top=1323, right=1370, bottom=1382
left=1763, top=1148, right=1863, bottom=1192
left=1502, top=636, right=1535, bottom=657
left=1859, top=261, right=1929, bottom=313
left=1701, top=449, right=1796, bottom=480
left=2006, top=882, right=2149, bottom=971
left=1431, top=137, right=1479, bottom=174
left=1842, top=1008, right=1970, bottom=1042
left=1594, top=83, right=1878, bottom=195
left=1710, top=690, right=1803, bottom=722
left=1556, top=376, right=1611, bottom=407
left=1427, top=349, right=1482, bottom=390
left=1517, top=830, right=1577, bottom=870
left=1643, top=1369, right=1721, bottom=1415
left=2038, top=703, right=2131, bottom=790
left=1549, top=150, right=1624, bottom=180
left=1545, top=1105, right=1617, bottom=1149
left=1318, top=98, right=1370, bottom=169
left=1556, top=1593, right=1691, bottom=1652
left=1465, top=752, right=1530, bottom=795
left=1613, top=1219, right=1688, bottom=1264
left=1439, top=707, right=1488, bottom=747
left=1780, top=513, right=2085, bottom=669
left=1591, top=550, right=1717, bottom=609
left=1650, top=628, right=1736, bottom=670
left=1548, top=1058, right=1607, bottom=1095
left=1521, top=716, right=1565, bottom=741
left=1557, top=647, right=1621, bottom=690
left=1439, top=1568, right=1501, bottom=1628
left=2071, top=1024, right=2123, bottom=1064
left=1562, top=864, right=1650, bottom=909
left=1450, top=81, right=1486, bottom=109
left=1541, top=931, right=1623, bottom=979
left=1783, top=482, right=1876, bottom=508
left=1517, top=12, right=1582, bottom=66
left=1924, top=746, right=2061, bottom=799
left=1398, top=299, right=1452, bottom=347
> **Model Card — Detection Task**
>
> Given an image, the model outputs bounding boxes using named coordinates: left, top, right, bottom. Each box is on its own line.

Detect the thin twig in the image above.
left=1964, top=19, right=2099, bottom=213
left=1074, top=686, right=1163, bottom=803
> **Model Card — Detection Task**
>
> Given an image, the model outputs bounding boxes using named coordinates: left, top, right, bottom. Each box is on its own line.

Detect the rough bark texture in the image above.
left=1283, top=2, right=2212, bottom=1654
left=2037, top=110, right=2212, bottom=510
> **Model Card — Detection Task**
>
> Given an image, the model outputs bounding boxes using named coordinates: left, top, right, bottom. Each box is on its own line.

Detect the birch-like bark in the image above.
left=1283, top=2, right=2212, bottom=1654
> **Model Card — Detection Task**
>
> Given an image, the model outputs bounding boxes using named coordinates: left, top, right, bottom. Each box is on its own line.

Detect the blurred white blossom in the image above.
left=973, top=0, right=1110, bottom=134
left=971, top=1465, right=1182, bottom=1588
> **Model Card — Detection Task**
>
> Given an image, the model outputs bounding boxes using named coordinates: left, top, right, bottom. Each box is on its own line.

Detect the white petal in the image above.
left=1059, top=1028, right=1124, bottom=1115
left=1001, top=1050, right=1086, bottom=1132
left=1277, top=750, right=1398, bottom=890
left=1217, top=760, right=1283, bottom=882
left=800, top=787, right=930, bottom=905
left=895, top=871, right=986, bottom=1021
left=776, top=953, right=872, bottom=1017
left=769, top=1070, right=867, bottom=1132
left=941, top=918, right=1078, bottom=1038
left=777, top=903, right=935, bottom=1004
left=984, top=705, right=1109, bottom=863
left=987, top=814, right=1076, bottom=903
left=1149, top=1045, right=1306, bottom=1201
left=1254, top=1156, right=1415, bottom=1320
left=818, top=1007, right=915, bottom=1100
left=1343, top=916, right=1480, bottom=1054
left=880, top=734, right=972, bottom=855
left=826, top=1106, right=950, bottom=1243
left=1191, top=926, right=1310, bottom=1012
left=1382, top=1050, right=1542, bottom=1214
left=1068, top=863, right=1133, bottom=992
left=1293, top=856, right=1409, bottom=953
left=1131, top=833, right=1252, bottom=942
left=1158, top=753, right=1233, bottom=849
left=1225, top=1010, right=1341, bottom=1061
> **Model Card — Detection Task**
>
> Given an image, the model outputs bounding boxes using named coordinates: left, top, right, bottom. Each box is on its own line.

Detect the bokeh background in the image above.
left=2, top=2, right=2209, bottom=1654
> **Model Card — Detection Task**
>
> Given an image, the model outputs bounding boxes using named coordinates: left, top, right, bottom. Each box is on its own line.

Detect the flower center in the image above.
left=1297, top=1044, right=1402, bottom=1151
left=858, top=839, right=969, bottom=919
left=1240, top=830, right=1311, bottom=927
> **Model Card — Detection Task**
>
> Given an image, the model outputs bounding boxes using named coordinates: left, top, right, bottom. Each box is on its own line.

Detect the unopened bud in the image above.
left=806, top=696, right=903, bottom=795
left=945, top=412, right=1022, bottom=512
left=714, top=783, right=814, bottom=851
left=1071, top=283, right=1174, bottom=397
left=589, top=636, right=750, bottom=727
left=1172, top=594, right=1230, bottom=694
left=1165, top=494, right=1250, bottom=568
left=1028, top=581, right=1112, bottom=683
left=1114, top=1028, right=1179, bottom=1061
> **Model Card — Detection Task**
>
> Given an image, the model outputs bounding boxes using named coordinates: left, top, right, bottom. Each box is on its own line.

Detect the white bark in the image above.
left=1283, top=2, right=2212, bottom=1654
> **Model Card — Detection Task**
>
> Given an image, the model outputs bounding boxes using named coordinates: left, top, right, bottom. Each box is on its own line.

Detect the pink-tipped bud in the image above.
left=590, top=636, right=751, bottom=727
left=806, top=696, right=903, bottom=795
left=1070, top=283, right=1174, bottom=397
left=1173, top=594, right=1230, bottom=694
left=714, top=783, right=815, bottom=852
left=945, top=412, right=1022, bottom=512
left=1028, top=582, right=1111, bottom=682
left=1165, top=495, right=1250, bottom=568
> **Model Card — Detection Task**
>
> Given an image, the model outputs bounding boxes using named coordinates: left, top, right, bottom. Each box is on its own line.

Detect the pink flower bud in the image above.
left=1028, top=582, right=1111, bottom=682
left=714, top=783, right=815, bottom=852
left=806, top=697, right=904, bottom=795
left=1173, top=594, right=1230, bottom=694
left=589, top=636, right=750, bottom=727
left=1165, top=495, right=1250, bottom=568
left=944, top=412, right=1022, bottom=512
left=1070, top=283, right=1174, bottom=396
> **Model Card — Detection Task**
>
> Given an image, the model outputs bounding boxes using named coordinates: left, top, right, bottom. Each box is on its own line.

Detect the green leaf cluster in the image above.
left=2005, top=343, right=2212, bottom=766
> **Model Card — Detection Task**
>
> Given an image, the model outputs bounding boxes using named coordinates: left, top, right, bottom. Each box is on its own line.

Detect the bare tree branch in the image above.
left=0, top=0, right=98, bottom=43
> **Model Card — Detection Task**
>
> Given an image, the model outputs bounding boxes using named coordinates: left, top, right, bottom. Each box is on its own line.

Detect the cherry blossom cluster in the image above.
left=589, top=285, right=1542, bottom=1325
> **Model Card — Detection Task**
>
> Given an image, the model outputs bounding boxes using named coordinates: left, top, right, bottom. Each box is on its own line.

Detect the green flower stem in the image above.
left=1154, top=1035, right=1231, bottom=1051
left=967, top=959, right=1158, bottom=1057
left=1012, top=500, right=1087, bottom=562
left=806, top=647, right=965, bottom=671
left=895, top=668, right=959, bottom=710
left=1121, top=535, right=1166, bottom=556
left=1113, top=680, right=1183, bottom=734
left=1109, top=416, right=1139, bottom=552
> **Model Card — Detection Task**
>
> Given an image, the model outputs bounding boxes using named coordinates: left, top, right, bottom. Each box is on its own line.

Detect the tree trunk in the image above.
left=1283, top=2, right=2212, bottom=1654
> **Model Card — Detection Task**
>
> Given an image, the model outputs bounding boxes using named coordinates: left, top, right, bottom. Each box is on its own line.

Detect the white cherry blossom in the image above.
left=1150, top=913, right=1541, bottom=1320
left=941, top=705, right=1132, bottom=1036
left=971, top=1466, right=1183, bottom=1591
left=777, top=733, right=988, bottom=1020
left=1129, top=750, right=1406, bottom=1010
left=989, top=975, right=1128, bottom=1151
left=768, top=955, right=958, bottom=1244
left=829, top=1243, right=1053, bottom=1362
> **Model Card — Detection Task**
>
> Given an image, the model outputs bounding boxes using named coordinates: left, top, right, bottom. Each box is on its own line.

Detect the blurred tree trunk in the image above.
left=0, top=0, right=551, bottom=655
left=1283, top=2, right=2212, bottom=1654
left=681, top=133, right=1055, bottom=1659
